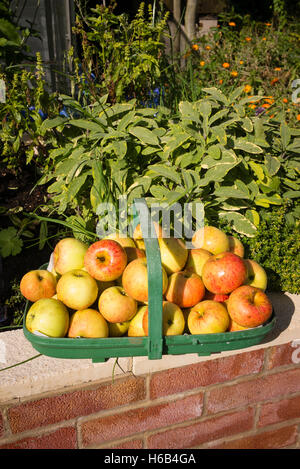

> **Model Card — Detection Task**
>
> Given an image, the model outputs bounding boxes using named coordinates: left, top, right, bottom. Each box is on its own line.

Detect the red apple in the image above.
left=228, top=235, right=245, bottom=258
left=98, top=286, right=137, bottom=323
left=228, top=317, right=251, bottom=332
left=227, top=285, right=272, bottom=328
left=142, top=301, right=185, bottom=336
left=187, top=300, right=230, bottom=334
left=165, top=270, right=205, bottom=308
left=202, top=251, right=247, bottom=294
left=122, top=257, right=168, bottom=303
left=185, top=248, right=212, bottom=277
left=192, top=226, right=229, bottom=255
left=204, top=291, right=230, bottom=303
left=84, top=239, right=127, bottom=281
left=20, top=270, right=57, bottom=302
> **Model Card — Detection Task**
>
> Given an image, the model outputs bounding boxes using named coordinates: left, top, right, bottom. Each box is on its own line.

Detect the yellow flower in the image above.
left=245, top=37, right=252, bottom=41
left=248, top=104, right=256, bottom=109
left=222, top=62, right=230, bottom=68
left=243, top=84, right=252, bottom=93
left=229, top=22, right=236, bottom=26
left=239, top=60, right=244, bottom=65
left=200, top=61, right=205, bottom=66
left=192, top=44, right=199, bottom=51
left=205, top=45, right=211, bottom=50
left=265, top=22, right=272, bottom=26
left=274, top=67, right=281, bottom=71
left=231, top=70, right=238, bottom=77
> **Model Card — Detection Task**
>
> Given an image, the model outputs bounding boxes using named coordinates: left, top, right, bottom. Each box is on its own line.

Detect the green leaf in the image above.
left=0, top=227, right=23, bottom=257
left=202, top=87, right=229, bottom=105
left=214, top=185, right=250, bottom=199
left=280, top=121, right=291, bottom=150
left=248, top=161, right=265, bottom=181
left=209, top=109, right=229, bottom=126
left=179, top=101, right=200, bottom=122
left=41, top=116, right=68, bottom=131
left=129, top=126, right=159, bottom=146
left=283, top=190, right=300, bottom=199
left=234, top=139, right=263, bottom=154
left=264, top=155, right=281, bottom=176
left=68, top=119, right=104, bottom=132
left=219, top=212, right=257, bottom=237
left=241, top=117, right=253, bottom=133
left=211, top=126, right=227, bottom=145
left=147, top=164, right=181, bottom=184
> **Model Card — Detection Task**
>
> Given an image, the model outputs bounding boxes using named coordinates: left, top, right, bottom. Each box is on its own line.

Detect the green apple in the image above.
left=108, top=320, right=131, bottom=337
left=26, top=298, right=69, bottom=337
left=192, top=226, right=229, bottom=255
left=158, top=237, right=188, bottom=275
left=56, top=269, right=98, bottom=310
left=53, top=237, right=89, bottom=275
left=244, top=259, right=268, bottom=291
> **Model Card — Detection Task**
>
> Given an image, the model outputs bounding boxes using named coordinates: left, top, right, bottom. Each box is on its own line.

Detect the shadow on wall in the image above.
left=261, top=291, right=296, bottom=343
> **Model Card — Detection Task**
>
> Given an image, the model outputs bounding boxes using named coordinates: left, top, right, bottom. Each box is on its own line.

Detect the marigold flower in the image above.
left=222, top=62, right=230, bottom=68
left=192, top=44, right=199, bottom=51
left=231, top=70, right=238, bottom=77
left=262, top=103, right=271, bottom=108
left=243, top=84, right=252, bottom=93
left=270, top=78, right=279, bottom=85
left=200, top=61, right=205, bottom=66
left=205, top=45, right=211, bottom=50
left=229, top=22, right=236, bottom=26
left=219, top=79, right=223, bottom=84
left=248, top=104, right=256, bottom=109
left=269, top=114, right=275, bottom=118
left=239, top=60, right=244, bottom=65
left=264, top=98, right=274, bottom=104
left=274, top=67, right=281, bottom=71
left=265, top=22, right=272, bottom=26
left=245, top=37, right=252, bottom=41
left=297, top=114, right=300, bottom=121
left=283, top=98, right=288, bottom=103
left=262, top=37, right=266, bottom=40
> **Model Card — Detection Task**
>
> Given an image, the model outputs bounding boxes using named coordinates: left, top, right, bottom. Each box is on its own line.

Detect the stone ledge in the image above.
left=0, top=292, right=299, bottom=403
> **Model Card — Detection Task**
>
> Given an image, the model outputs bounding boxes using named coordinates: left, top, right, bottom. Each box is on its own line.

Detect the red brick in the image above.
left=106, top=439, right=144, bottom=449
left=147, top=407, right=254, bottom=449
left=8, top=376, right=146, bottom=433
left=0, top=426, right=77, bottom=449
left=267, top=342, right=299, bottom=369
left=0, top=411, right=4, bottom=438
left=205, top=425, right=298, bottom=449
left=80, top=392, right=204, bottom=448
left=258, top=394, right=300, bottom=427
left=150, top=349, right=264, bottom=399
left=206, top=367, right=300, bottom=414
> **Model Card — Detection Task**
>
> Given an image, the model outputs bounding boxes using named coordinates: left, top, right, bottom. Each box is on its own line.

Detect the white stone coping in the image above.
left=0, top=292, right=299, bottom=403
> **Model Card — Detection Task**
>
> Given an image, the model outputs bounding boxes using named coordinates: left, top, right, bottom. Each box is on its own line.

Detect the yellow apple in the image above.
left=243, top=259, right=268, bottom=291
left=53, top=237, right=89, bottom=275
left=68, top=308, right=109, bottom=338
left=98, top=286, right=137, bottom=323
left=56, top=269, right=98, bottom=310
left=26, top=298, right=69, bottom=337
left=192, top=226, right=229, bottom=255
left=187, top=300, right=230, bottom=334
left=128, top=305, right=148, bottom=337
left=108, top=320, right=131, bottom=337
left=142, top=301, right=185, bottom=336
left=185, top=248, right=212, bottom=277
left=122, top=257, right=168, bottom=303
left=104, top=232, right=136, bottom=248
left=228, top=235, right=245, bottom=258
left=158, top=237, right=188, bottom=275
left=20, top=270, right=57, bottom=302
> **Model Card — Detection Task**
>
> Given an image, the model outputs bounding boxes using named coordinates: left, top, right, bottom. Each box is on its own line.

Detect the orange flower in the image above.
left=222, top=62, right=230, bottom=68
left=245, top=37, right=252, bottom=41
left=200, top=61, right=205, bottom=66
left=274, top=67, right=281, bottom=71
left=270, top=78, right=279, bottom=85
left=219, top=79, right=223, bottom=84
left=192, top=44, right=199, bottom=51
left=205, top=45, right=211, bottom=50
left=248, top=104, right=256, bottom=109
left=244, top=84, right=252, bottom=93
left=262, top=37, right=266, bottom=40
left=269, top=114, right=275, bottom=118
left=239, top=60, right=244, bottom=65
left=262, top=103, right=271, bottom=108
left=265, top=22, right=272, bottom=26
left=297, top=114, right=300, bottom=121
left=229, top=22, right=236, bottom=26
left=283, top=98, right=288, bottom=103
left=231, top=70, right=238, bottom=77
left=264, top=98, right=274, bottom=104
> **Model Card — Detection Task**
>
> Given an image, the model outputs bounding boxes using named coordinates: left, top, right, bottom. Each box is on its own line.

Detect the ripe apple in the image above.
left=26, top=298, right=69, bottom=337
left=187, top=300, right=230, bottom=334
left=68, top=308, right=109, bottom=338
left=142, top=301, right=185, bottom=336
left=202, top=251, right=247, bottom=294
left=53, top=237, right=89, bottom=275
left=228, top=317, right=251, bottom=332
left=228, top=235, right=244, bottom=258
left=227, top=285, right=272, bottom=328
left=133, top=221, right=164, bottom=241
left=244, top=259, right=268, bottom=291
left=56, top=269, right=98, bottom=310
left=98, top=286, right=137, bottom=323
left=158, top=237, right=188, bottom=275
left=108, top=320, right=131, bottom=337
left=185, top=248, right=212, bottom=277
left=192, top=226, right=229, bottom=255
left=84, top=239, right=127, bottom=281
left=122, top=257, right=168, bottom=303
left=104, top=232, right=136, bottom=249
left=204, top=291, right=229, bottom=303
left=165, top=270, right=205, bottom=308
left=20, top=270, right=57, bottom=302
left=128, top=305, right=148, bottom=337
left=103, top=232, right=145, bottom=263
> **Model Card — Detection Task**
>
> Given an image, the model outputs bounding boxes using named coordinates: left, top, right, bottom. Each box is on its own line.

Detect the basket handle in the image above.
left=133, top=198, right=163, bottom=359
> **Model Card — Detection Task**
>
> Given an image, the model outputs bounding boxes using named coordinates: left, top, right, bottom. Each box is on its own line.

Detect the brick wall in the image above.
left=0, top=341, right=299, bottom=449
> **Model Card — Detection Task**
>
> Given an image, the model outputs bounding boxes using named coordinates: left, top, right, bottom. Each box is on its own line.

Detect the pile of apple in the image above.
left=21, top=224, right=273, bottom=339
